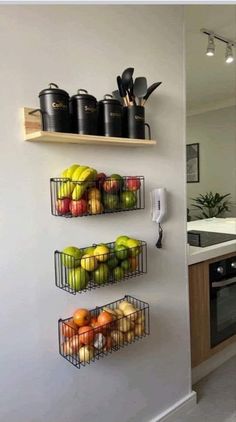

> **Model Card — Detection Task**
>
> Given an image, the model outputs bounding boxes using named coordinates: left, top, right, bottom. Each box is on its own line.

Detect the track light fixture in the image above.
left=225, top=43, right=234, bottom=64
left=201, top=28, right=235, bottom=64
left=206, top=34, right=215, bottom=56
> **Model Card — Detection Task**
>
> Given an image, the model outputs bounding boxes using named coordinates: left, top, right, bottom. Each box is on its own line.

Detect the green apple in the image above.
left=115, top=235, right=130, bottom=247
left=113, top=266, right=125, bottom=281
left=126, top=239, right=141, bottom=257
left=62, top=246, right=83, bottom=268
left=68, top=267, right=89, bottom=291
left=107, top=256, right=119, bottom=269
left=93, top=263, right=109, bottom=285
left=115, top=244, right=128, bottom=260
left=103, top=193, right=119, bottom=210
left=121, top=191, right=137, bottom=209
left=120, top=259, right=131, bottom=272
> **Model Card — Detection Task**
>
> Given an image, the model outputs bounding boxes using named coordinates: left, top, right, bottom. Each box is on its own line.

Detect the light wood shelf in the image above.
left=22, top=107, right=157, bottom=147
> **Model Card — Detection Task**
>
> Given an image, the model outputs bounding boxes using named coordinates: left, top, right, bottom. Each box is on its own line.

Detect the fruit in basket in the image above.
left=71, top=166, right=89, bottom=181
left=68, top=267, right=89, bottom=291
left=104, top=336, right=113, bottom=351
left=117, top=318, right=131, bottom=333
left=134, top=323, right=145, bottom=337
left=111, top=330, right=124, bottom=345
left=103, top=193, right=119, bottom=210
left=103, top=175, right=121, bottom=193
left=96, top=172, right=107, bottom=186
left=114, top=244, right=128, bottom=260
left=87, top=199, right=103, bottom=215
left=136, top=312, right=145, bottom=325
left=79, top=345, right=94, bottom=363
left=94, top=333, right=106, bottom=350
left=115, top=235, right=129, bottom=247
left=79, top=326, right=94, bottom=345
left=113, top=266, right=125, bottom=281
left=126, top=331, right=135, bottom=343
left=58, top=181, right=75, bottom=199
left=102, top=307, right=117, bottom=320
left=69, top=334, right=81, bottom=353
left=123, top=305, right=138, bottom=322
left=114, top=308, right=124, bottom=319
left=129, top=257, right=139, bottom=271
left=73, top=308, right=90, bottom=327
left=93, top=263, right=109, bottom=284
left=62, top=319, right=78, bottom=338
left=56, top=198, right=71, bottom=215
left=125, top=177, right=141, bottom=192
left=62, top=340, right=73, bottom=355
left=81, top=254, right=98, bottom=272
left=97, top=310, right=114, bottom=326
left=118, top=301, right=132, bottom=312
left=62, top=164, right=80, bottom=179
left=85, top=246, right=96, bottom=255
left=72, top=168, right=97, bottom=200
left=126, top=239, right=141, bottom=257
left=120, top=259, right=131, bottom=272
left=121, top=191, right=137, bottom=208
left=88, top=187, right=101, bottom=201
left=69, top=199, right=88, bottom=216
left=94, top=245, right=110, bottom=262
left=107, top=256, right=119, bottom=269
left=62, top=246, right=83, bottom=268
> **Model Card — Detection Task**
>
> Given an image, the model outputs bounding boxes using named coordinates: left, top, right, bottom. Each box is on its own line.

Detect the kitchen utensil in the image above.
left=142, top=82, right=162, bottom=105
left=123, top=105, right=151, bottom=140
left=133, top=77, right=147, bottom=106
left=36, top=83, right=70, bottom=132
left=112, top=90, right=122, bottom=103
left=98, top=94, right=123, bottom=137
left=122, top=67, right=134, bottom=105
left=117, top=76, right=128, bottom=106
left=70, top=89, right=97, bottom=135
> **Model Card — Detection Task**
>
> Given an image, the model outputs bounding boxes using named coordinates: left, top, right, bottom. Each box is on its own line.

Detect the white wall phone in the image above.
left=151, top=188, right=167, bottom=248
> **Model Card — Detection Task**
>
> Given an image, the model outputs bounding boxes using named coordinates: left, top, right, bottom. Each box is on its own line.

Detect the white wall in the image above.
left=187, top=106, right=236, bottom=218
left=0, top=6, right=191, bottom=422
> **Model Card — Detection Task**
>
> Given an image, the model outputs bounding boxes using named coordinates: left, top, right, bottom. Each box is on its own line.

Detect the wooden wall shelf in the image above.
left=22, top=107, right=157, bottom=147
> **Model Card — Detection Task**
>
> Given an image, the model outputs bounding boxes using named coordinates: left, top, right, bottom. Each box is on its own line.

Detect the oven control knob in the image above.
left=231, top=262, right=236, bottom=269
left=216, top=266, right=224, bottom=274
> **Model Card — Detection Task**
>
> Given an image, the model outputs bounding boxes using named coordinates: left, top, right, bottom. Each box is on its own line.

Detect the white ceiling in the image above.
left=186, top=5, right=236, bottom=114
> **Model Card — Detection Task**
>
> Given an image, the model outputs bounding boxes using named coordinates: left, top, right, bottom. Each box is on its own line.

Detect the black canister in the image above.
left=123, top=105, right=151, bottom=140
left=39, top=83, right=70, bottom=132
left=70, top=89, right=97, bottom=135
left=98, top=94, right=123, bottom=137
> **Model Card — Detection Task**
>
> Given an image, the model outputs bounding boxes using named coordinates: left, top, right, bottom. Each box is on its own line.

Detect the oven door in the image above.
left=210, top=277, right=236, bottom=347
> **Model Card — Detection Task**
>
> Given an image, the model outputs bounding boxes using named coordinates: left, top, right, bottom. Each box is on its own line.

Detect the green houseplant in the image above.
left=191, top=191, right=231, bottom=219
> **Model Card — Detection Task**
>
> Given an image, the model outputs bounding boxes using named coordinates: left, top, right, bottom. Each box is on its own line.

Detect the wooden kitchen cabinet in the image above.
left=189, top=253, right=236, bottom=368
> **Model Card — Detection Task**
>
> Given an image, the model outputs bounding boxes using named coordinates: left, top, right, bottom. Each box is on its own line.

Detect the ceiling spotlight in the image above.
left=206, top=34, right=215, bottom=56
left=225, top=43, right=234, bottom=63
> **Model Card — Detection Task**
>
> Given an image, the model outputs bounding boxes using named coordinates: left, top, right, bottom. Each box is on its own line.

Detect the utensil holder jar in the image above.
left=123, top=105, right=151, bottom=140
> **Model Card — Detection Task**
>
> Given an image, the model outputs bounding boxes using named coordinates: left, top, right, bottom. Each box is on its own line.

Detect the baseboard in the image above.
left=192, top=342, right=236, bottom=384
left=149, top=391, right=197, bottom=422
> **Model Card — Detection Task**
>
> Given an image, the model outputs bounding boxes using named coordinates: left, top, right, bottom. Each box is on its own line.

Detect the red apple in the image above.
left=69, top=199, right=88, bottom=217
left=96, top=173, right=107, bottom=189
left=56, top=198, right=71, bottom=215
left=125, top=177, right=141, bottom=191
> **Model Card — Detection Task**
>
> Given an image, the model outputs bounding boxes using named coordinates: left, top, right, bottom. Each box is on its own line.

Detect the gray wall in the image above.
left=0, top=6, right=191, bottom=422
left=187, top=106, right=236, bottom=218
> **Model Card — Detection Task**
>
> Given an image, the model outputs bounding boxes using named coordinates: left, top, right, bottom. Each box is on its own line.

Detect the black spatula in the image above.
left=142, top=82, right=162, bottom=105
left=134, top=77, right=147, bottom=106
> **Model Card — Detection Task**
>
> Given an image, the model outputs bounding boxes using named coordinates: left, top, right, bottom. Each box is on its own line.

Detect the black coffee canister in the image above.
left=98, top=94, right=123, bottom=137
left=70, top=89, right=97, bottom=135
left=123, top=105, right=151, bottom=140
left=39, top=83, right=70, bottom=132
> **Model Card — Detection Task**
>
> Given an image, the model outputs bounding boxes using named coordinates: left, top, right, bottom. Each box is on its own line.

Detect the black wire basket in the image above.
left=58, top=295, right=150, bottom=369
left=54, top=240, right=147, bottom=295
left=50, top=176, right=145, bottom=217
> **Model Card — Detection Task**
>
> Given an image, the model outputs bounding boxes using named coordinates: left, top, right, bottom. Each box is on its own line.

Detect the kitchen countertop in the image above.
left=187, top=218, right=236, bottom=265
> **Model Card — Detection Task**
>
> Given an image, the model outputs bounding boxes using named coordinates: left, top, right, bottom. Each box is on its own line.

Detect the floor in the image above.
left=176, top=355, right=236, bottom=422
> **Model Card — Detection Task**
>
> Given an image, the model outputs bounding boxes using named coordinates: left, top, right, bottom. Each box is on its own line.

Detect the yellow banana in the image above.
left=72, top=183, right=88, bottom=200
left=78, top=167, right=97, bottom=182
left=72, top=166, right=89, bottom=181
left=60, top=168, right=68, bottom=178
left=66, top=164, right=80, bottom=179
left=58, top=181, right=75, bottom=199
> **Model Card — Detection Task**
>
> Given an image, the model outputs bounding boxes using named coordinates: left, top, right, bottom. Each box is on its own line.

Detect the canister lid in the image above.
left=99, top=94, right=121, bottom=105
left=39, top=83, right=69, bottom=98
left=70, top=89, right=97, bottom=102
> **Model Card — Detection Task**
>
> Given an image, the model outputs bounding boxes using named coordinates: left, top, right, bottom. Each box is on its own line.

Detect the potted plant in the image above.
left=191, top=191, right=231, bottom=219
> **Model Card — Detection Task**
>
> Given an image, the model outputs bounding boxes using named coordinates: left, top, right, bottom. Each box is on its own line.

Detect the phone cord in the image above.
left=156, top=224, right=163, bottom=249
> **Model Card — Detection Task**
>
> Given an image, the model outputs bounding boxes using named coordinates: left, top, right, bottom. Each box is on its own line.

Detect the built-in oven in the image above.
left=210, top=256, right=236, bottom=347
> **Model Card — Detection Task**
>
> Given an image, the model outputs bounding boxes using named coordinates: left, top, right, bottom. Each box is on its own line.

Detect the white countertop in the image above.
left=187, top=218, right=236, bottom=265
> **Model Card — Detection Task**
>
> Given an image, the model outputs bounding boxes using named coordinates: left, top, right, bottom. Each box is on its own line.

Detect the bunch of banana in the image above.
left=58, top=164, right=97, bottom=200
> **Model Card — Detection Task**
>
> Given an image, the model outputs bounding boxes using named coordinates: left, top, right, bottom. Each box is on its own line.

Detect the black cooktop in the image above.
left=188, top=230, right=236, bottom=248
